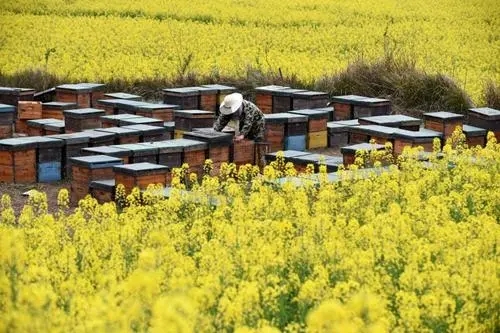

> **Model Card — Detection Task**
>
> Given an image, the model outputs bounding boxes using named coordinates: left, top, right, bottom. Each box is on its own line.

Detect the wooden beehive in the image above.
left=348, top=125, right=398, bottom=145
left=118, top=116, right=164, bottom=128
left=291, top=91, right=329, bottom=110
left=89, top=179, right=116, bottom=204
left=114, top=163, right=170, bottom=193
left=95, top=98, right=124, bottom=115
left=111, top=143, right=158, bottom=164
left=182, top=130, right=233, bottom=170
left=231, top=139, right=255, bottom=166
left=289, top=108, right=329, bottom=142
left=100, top=114, right=141, bottom=128
left=271, top=88, right=307, bottom=113
left=162, top=87, right=200, bottom=110
left=26, top=118, right=60, bottom=136
left=103, top=92, right=142, bottom=101
left=121, top=124, right=168, bottom=142
left=340, top=142, right=386, bottom=167
left=200, top=84, right=237, bottom=114
left=43, top=120, right=65, bottom=135
left=174, top=110, right=215, bottom=132
left=264, top=113, right=293, bottom=152
left=42, top=101, right=78, bottom=120
left=196, top=86, right=219, bottom=112
left=114, top=99, right=148, bottom=115
left=327, top=119, right=359, bottom=149
left=467, top=107, right=500, bottom=141
left=135, top=103, right=179, bottom=121
left=14, top=120, right=29, bottom=135
left=35, top=136, right=65, bottom=182
left=265, top=150, right=311, bottom=173
left=329, top=95, right=391, bottom=120
left=288, top=153, right=334, bottom=173
left=47, top=132, right=90, bottom=179
left=81, top=130, right=116, bottom=147
left=151, top=140, right=184, bottom=169
left=81, top=145, right=132, bottom=164
left=17, top=101, right=42, bottom=120
left=95, top=127, right=142, bottom=145
left=177, top=138, right=208, bottom=176
left=462, top=124, right=487, bottom=148
left=70, top=155, right=123, bottom=203
left=308, top=131, right=328, bottom=149
left=55, top=83, right=106, bottom=108
left=254, top=85, right=290, bottom=114
left=358, top=115, right=421, bottom=131
left=0, top=103, right=15, bottom=139
left=321, top=156, right=344, bottom=172
left=163, top=121, right=175, bottom=140
left=393, top=128, right=443, bottom=155
left=0, top=138, right=37, bottom=183
left=0, top=87, right=35, bottom=110
left=423, top=111, right=464, bottom=139
left=63, top=108, right=105, bottom=133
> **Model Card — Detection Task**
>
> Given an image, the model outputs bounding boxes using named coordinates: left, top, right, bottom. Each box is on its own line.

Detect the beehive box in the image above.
left=35, top=136, right=65, bottom=182
left=284, top=113, right=308, bottom=137
left=0, top=104, right=15, bottom=138
left=174, top=110, right=215, bottom=131
left=271, top=88, right=307, bottom=113
left=291, top=91, right=329, bottom=110
left=177, top=138, right=208, bottom=176
left=26, top=118, right=61, bottom=136
left=47, top=132, right=90, bottom=179
left=114, top=163, right=170, bottom=193
left=308, top=131, right=328, bottom=149
left=231, top=139, right=255, bottom=166
left=82, top=129, right=116, bottom=147
left=423, top=111, right=464, bottom=139
left=163, top=121, right=175, bottom=140
left=70, top=155, right=123, bottom=203
left=42, top=101, right=78, bottom=120
left=358, top=114, right=421, bottom=131
left=135, top=103, right=179, bottom=121
left=17, top=101, right=42, bottom=120
left=200, top=84, right=237, bottom=113
left=151, top=140, right=184, bottom=169
left=0, top=138, right=37, bottom=183
left=265, top=150, right=310, bottom=164
left=95, top=98, right=124, bottom=115
left=340, top=142, right=386, bottom=167
left=467, top=107, right=500, bottom=140
left=182, top=130, right=233, bottom=173
left=348, top=125, right=398, bottom=145
left=111, top=143, right=158, bottom=164
left=393, top=128, right=443, bottom=155
left=119, top=116, right=164, bottom=128
left=103, top=92, right=142, bottom=101
left=162, top=87, right=200, bottom=110
left=114, top=99, right=149, bottom=115
left=0, top=87, right=35, bottom=108
left=89, top=179, right=116, bottom=204
left=196, top=86, right=219, bottom=112
left=43, top=120, right=65, bottom=135
left=14, top=120, right=29, bottom=135
left=63, top=108, right=105, bottom=133
left=254, top=85, right=290, bottom=114
left=121, top=124, right=168, bottom=142
left=33, top=87, right=56, bottom=103
left=329, top=95, right=391, bottom=120
left=313, top=106, right=335, bottom=121
left=327, top=119, right=359, bottom=149
left=288, top=153, right=336, bottom=173
left=95, top=127, right=142, bottom=144
left=81, top=145, right=132, bottom=164
left=462, top=124, right=487, bottom=148
left=321, top=156, right=344, bottom=173
left=55, top=83, right=106, bottom=108
left=264, top=113, right=294, bottom=152
left=289, top=109, right=329, bottom=132
left=285, top=134, right=306, bottom=151
left=100, top=114, right=142, bottom=128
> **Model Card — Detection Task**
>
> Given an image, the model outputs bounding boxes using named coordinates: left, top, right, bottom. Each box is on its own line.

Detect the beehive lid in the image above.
left=43, top=120, right=65, bottom=132
left=162, top=87, right=200, bottom=96
left=47, top=132, right=90, bottom=145
left=173, top=138, right=208, bottom=151
left=122, top=124, right=166, bottom=136
left=89, top=179, right=116, bottom=191
left=322, top=156, right=344, bottom=167
left=284, top=113, right=308, bottom=123
left=264, top=113, right=293, bottom=124
left=394, top=128, right=443, bottom=140
left=272, top=88, right=308, bottom=97
left=26, top=118, right=60, bottom=128
left=111, top=143, right=158, bottom=156
left=291, top=90, right=328, bottom=99
left=468, top=107, right=500, bottom=120
left=163, top=121, right=175, bottom=131
left=195, top=86, right=219, bottom=94
left=96, top=98, right=126, bottom=107
left=56, top=83, right=105, bottom=92
left=266, top=150, right=311, bottom=159
left=340, top=142, right=386, bottom=154
left=0, top=137, right=38, bottom=150
left=0, top=103, right=15, bottom=112
left=115, top=99, right=150, bottom=112
left=289, top=109, right=330, bottom=119
left=462, top=124, right=487, bottom=136
left=101, top=114, right=141, bottom=122
left=29, top=136, right=65, bottom=148
left=82, top=129, right=116, bottom=142
left=200, top=84, right=236, bottom=92
left=104, top=92, right=142, bottom=100
left=423, top=111, right=464, bottom=120
left=82, top=145, right=131, bottom=157
left=119, top=116, right=163, bottom=126
left=327, top=120, right=360, bottom=133
left=351, top=125, right=400, bottom=136
left=288, top=153, right=333, bottom=164
left=113, top=162, right=169, bottom=175
left=360, top=115, right=421, bottom=127
left=255, top=85, right=290, bottom=93
left=95, top=126, right=141, bottom=137
left=183, top=130, right=233, bottom=144
left=0, top=87, right=35, bottom=95
left=174, top=110, right=215, bottom=118
left=42, top=101, right=78, bottom=109
left=138, top=102, right=180, bottom=111
left=70, top=154, right=123, bottom=168
left=64, top=108, right=106, bottom=118
left=330, top=95, right=390, bottom=106
left=150, top=140, right=184, bottom=153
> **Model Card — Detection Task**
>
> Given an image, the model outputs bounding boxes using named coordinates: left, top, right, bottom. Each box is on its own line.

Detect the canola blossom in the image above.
left=0, top=133, right=499, bottom=332
left=0, top=0, right=499, bottom=101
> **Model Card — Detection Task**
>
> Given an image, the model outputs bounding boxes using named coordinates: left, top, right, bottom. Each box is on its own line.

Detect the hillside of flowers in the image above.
left=0, top=0, right=499, bottom=101
left=1, top=133, right=499, bottom=332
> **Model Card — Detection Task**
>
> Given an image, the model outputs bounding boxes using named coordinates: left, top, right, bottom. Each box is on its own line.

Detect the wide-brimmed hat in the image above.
left=219, top=93, right=243, bottom=115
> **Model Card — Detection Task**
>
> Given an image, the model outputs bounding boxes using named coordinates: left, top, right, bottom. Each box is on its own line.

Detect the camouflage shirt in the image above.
left=213, top=100, right=265, bottom=141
